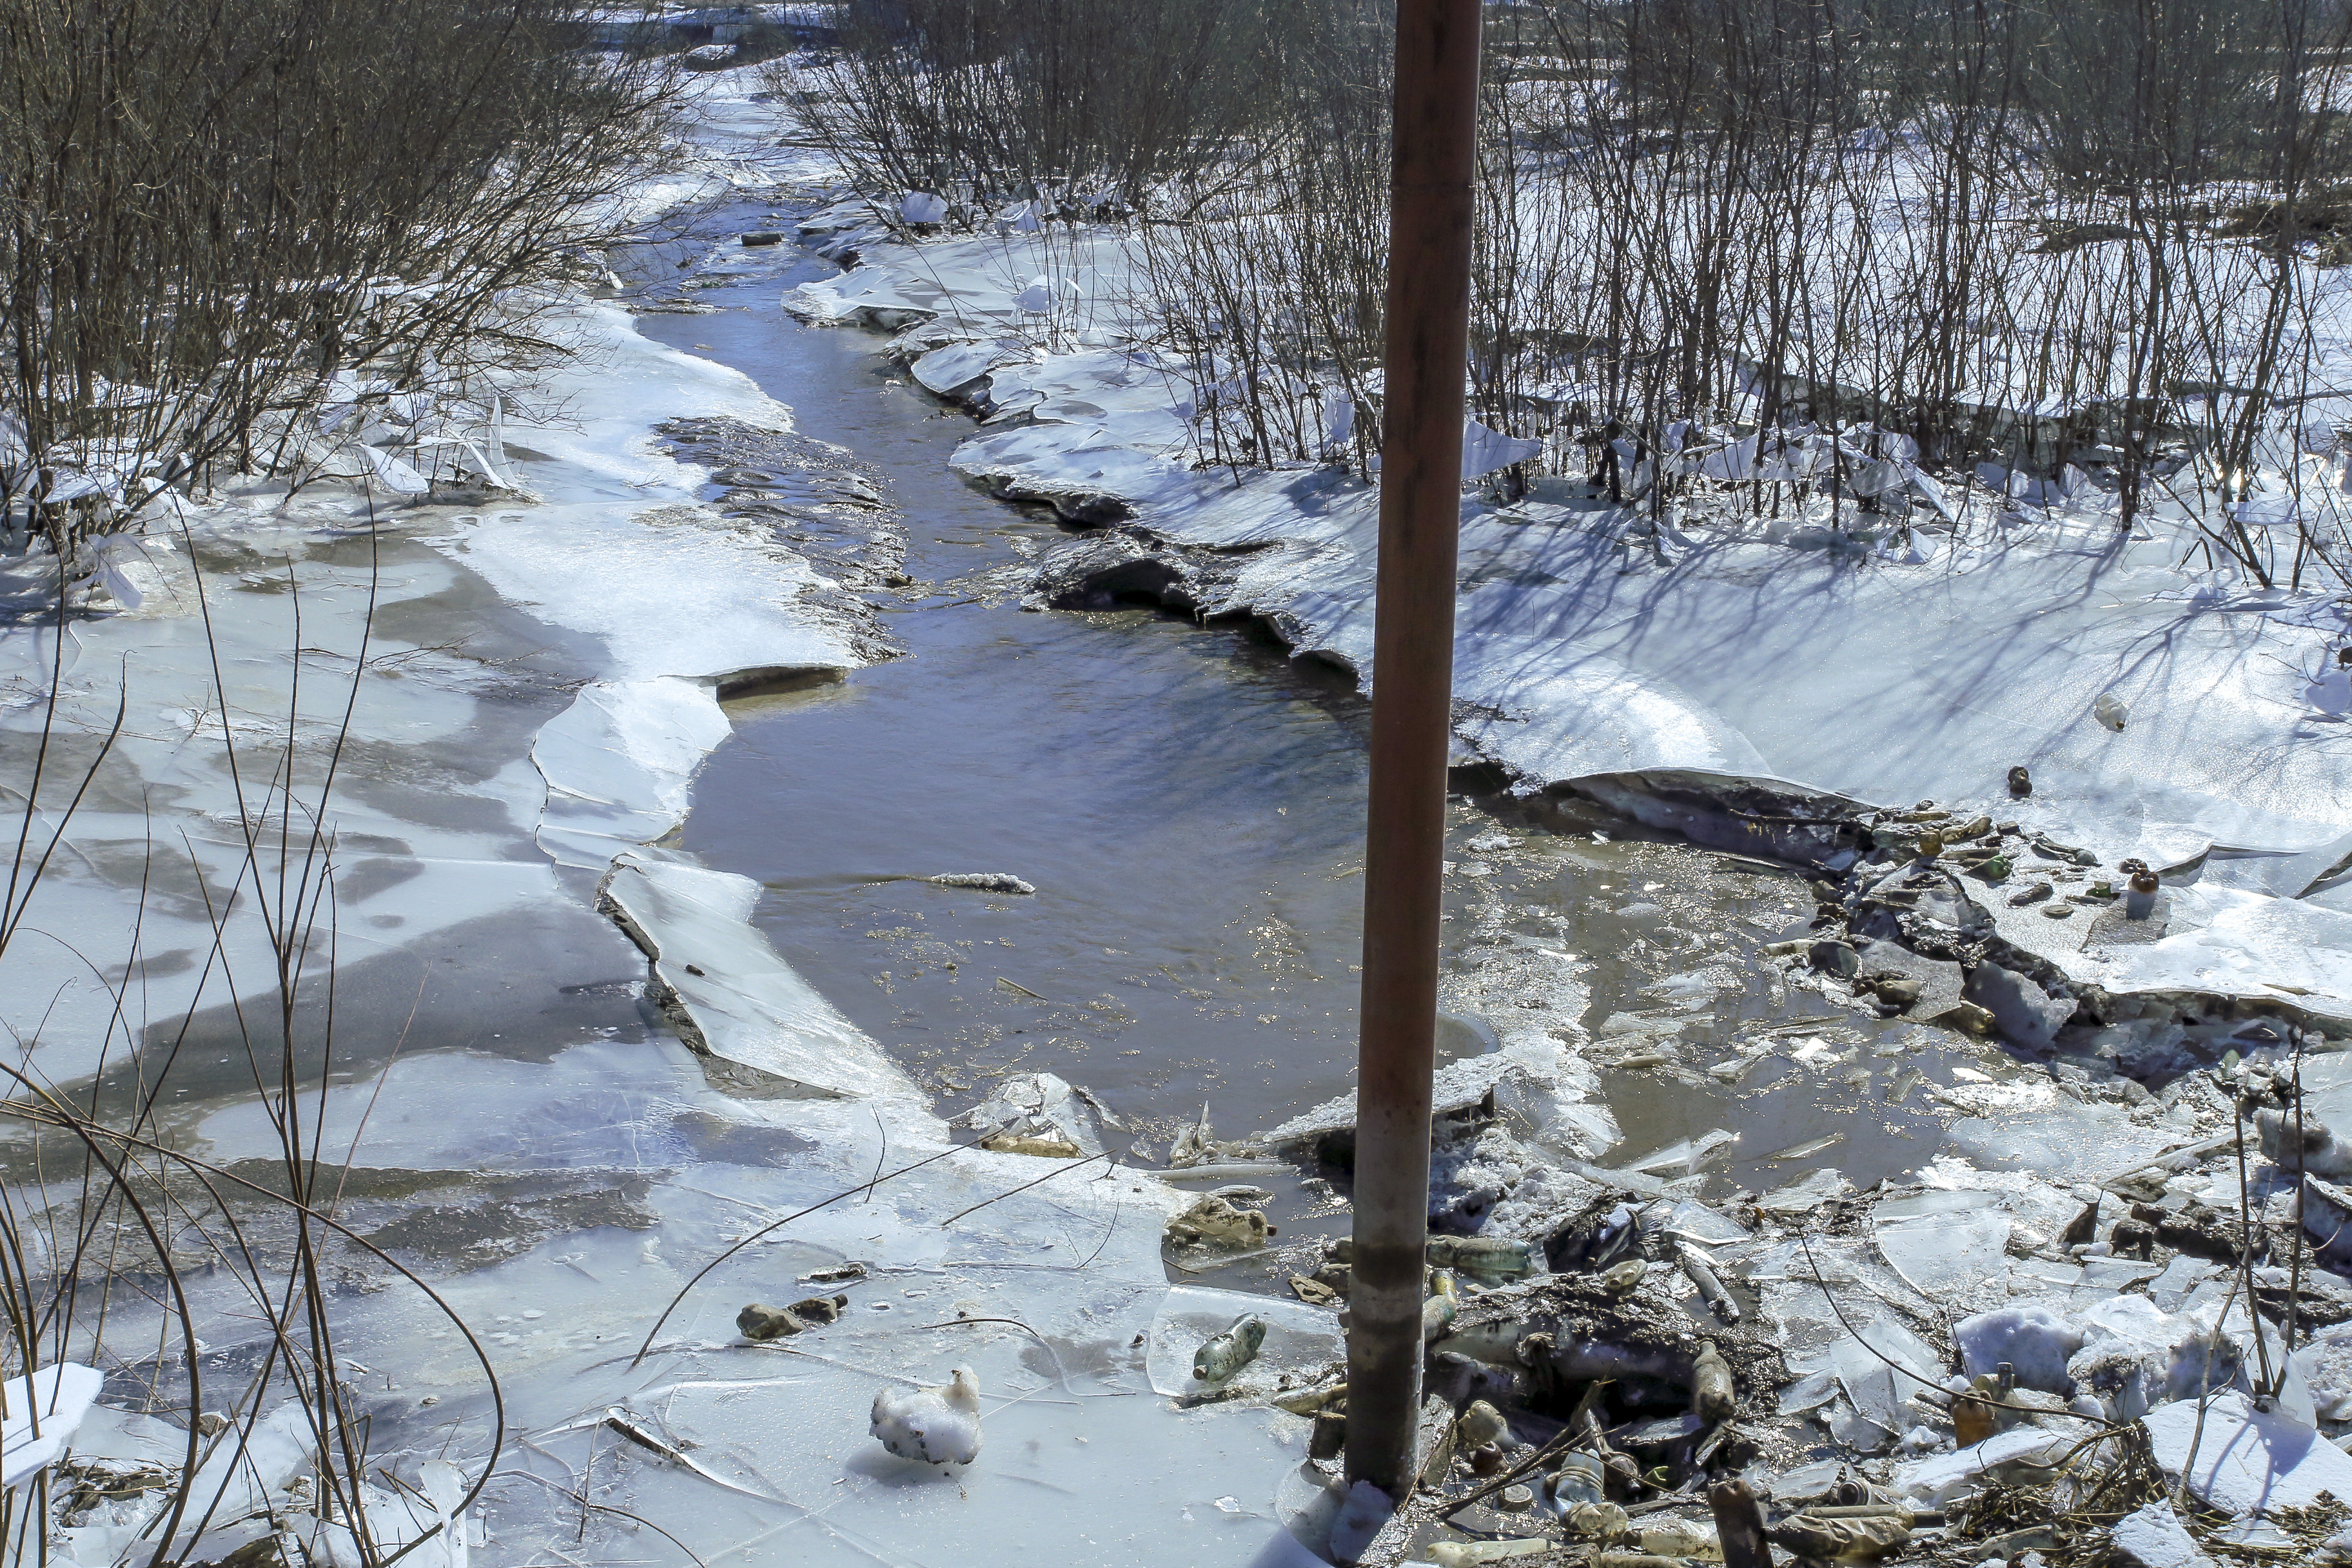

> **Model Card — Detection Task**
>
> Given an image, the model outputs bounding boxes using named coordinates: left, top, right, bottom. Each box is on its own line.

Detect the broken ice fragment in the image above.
left=1758, top=1166, right=1852, bottom=1217
left=2108, top=1500, right=2213, bottom=1568
left=1621, top=1128, right=1737, bottom=1177
left=1328, top=1478, right=1393, bottom=1565
left=2257, top=1106, right=2352, bottom=1179
left=1892, top=1426, right=2076, bottom=1504
left=2143, top=1389, right=2352, bottom=1515
left=925, top=872, right=1035, bottom=894
left=1874, top=1206, right=2010, bottom=1300
left=1, top=1363, right=102, bottom=1487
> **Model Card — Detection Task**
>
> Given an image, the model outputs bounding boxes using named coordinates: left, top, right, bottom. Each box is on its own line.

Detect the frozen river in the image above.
left=628, top=203, right=2003, bottom=1243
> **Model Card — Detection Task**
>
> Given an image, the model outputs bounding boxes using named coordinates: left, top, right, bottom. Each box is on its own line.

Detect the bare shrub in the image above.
left=772, top=0, right=1319, bottom=211
left=0, top=0, right=675, bottom=555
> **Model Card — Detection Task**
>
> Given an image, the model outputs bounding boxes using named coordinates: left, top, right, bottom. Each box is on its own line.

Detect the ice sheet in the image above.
left=600, top=852, right=919, bottom=1101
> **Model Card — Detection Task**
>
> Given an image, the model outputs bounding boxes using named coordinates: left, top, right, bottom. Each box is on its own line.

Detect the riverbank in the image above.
left=780, top=188, right=2352, bottom=1058
left=13, top=58, right=2352, bottom=1568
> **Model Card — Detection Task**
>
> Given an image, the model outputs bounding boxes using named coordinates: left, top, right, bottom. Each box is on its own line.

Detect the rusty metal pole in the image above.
left=1345, top=0, right=1483, bottom=1503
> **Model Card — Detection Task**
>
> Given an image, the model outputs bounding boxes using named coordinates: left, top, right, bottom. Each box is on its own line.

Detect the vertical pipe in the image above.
left=1344, top=0, right=1482, bottom=1503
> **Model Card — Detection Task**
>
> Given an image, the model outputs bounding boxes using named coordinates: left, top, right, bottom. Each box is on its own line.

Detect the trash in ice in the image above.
left=1165, top=1193, right=1275, bottom=1251
left=1192, top=1313, right=1269, bottom=1382
left=1147, top=1285, right=1341, bottom=1399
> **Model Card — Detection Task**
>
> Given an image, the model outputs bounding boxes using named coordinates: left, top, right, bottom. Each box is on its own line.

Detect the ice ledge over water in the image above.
left=599, top=852, right=919, bottom=1101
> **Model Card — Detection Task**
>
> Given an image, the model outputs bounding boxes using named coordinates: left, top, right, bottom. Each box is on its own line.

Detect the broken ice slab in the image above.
left=1758, top=1456, right=1849, bottom=1502
left=1562, top=1159, right=1665, bottom=1199
left=1662, top=1199, right=1750, bottom=1247
left=957, top=1071, right=1104, bottom=1155
left=1146, top=1285, right=1343, bottom=1400
left=532, top=676, right=734, bottom=869
left=1892, top=1426, right=2079, bottom=1504
left=1944, top=1099, right=2154, bottom=1185
left=1874, top=1202, right=2010, bottom=1304
left=1618, top=1129, right=1738, bottom=1178
left=1263, top=1039, right=1599, bottom=1157
left=1, top=1362, right=101, bottom=1486
left=2300, top=1174, right=2352, bottom=1269
left=1758, top=1166, right=1853, bottom=1218
left=600, top=852, right=919, bottom=1099
left=1818, top=1311, right=1943, bottom=1436
left=2143, top=1389, right=2352, bottom=1516
left=1776, top=1368, right=1841, bottom=1416
left=2147, top=1255, right=2223, bottom=1312
left=2108, top=1500, right=2211, bottom=1568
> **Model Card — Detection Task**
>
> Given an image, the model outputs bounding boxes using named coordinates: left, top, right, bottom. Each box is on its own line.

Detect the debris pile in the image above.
left=1136, top=1037, right=2352, bottom=1567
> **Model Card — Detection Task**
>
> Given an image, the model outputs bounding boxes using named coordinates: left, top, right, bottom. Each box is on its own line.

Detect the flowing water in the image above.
left=620, top=205, right=2027, bottom=1271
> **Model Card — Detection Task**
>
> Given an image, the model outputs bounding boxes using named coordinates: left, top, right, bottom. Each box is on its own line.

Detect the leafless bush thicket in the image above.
left=1130, top=0, right=2352, bottom=583
left=769, top=0, right=1320, bottom=213
left=0, top=0, right=676, bottom=556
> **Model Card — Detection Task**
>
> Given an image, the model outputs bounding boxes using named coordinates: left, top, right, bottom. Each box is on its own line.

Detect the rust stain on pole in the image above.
left=1345, top=0, right=1483, bottom=1503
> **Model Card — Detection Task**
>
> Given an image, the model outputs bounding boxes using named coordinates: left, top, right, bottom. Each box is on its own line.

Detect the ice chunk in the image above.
left=1145, top=1285, right=1342, bottom=1400
left=2072, top=1296, right=2235, bottom=1419
left=871, top=1369, right=983, bottom=1466
left=532, top=678, right=732, bottom=868
left=1821, top=1311, right=1943, bottom=1437
left=2109, top=1500, right=2214, bottom=1568
left=1462, top=418, right=1543, bottom=482
left=1620, top=1129, right=1737, bottom=1177
left=1, top=1363, right=102, bottom=1485
left=900, top=191, right=950, bottom=225
left=1759, top=1166, right=1852, bottom=1217
left=1016, top=274, right=1076, bottom=313
left=1892, top=1426, right=2077, bottom=1503
left=358, top=441, right=431, bottom=495
left=599, top=854, right=919, bottom=1099
left=2300, top=1174, right=2352, bottom=1268
left=1876, top=1207, right=2010, bottom=1301
left=1955, top=1304, right=2083, bottom=1393
left=2297, top=1324, right=2352, bottom=1421
left=958, top=1072, right=1103, bottom=1155
left=2143, top=1389, right=2352, bottom=1516
left=1328, top=1478, right=1393, bottom=1565
left=1662, top=1199, right=1750, bottom=1246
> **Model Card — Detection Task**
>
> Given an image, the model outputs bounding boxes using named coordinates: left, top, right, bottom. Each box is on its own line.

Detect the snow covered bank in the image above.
left=781, top=208, right=2352, bottom=1036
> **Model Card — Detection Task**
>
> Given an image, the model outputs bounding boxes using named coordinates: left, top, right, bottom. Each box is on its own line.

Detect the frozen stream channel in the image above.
left=3, top=178, right=2213, bottom=1568
left=633, top=206, right=2022, bottom=1255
